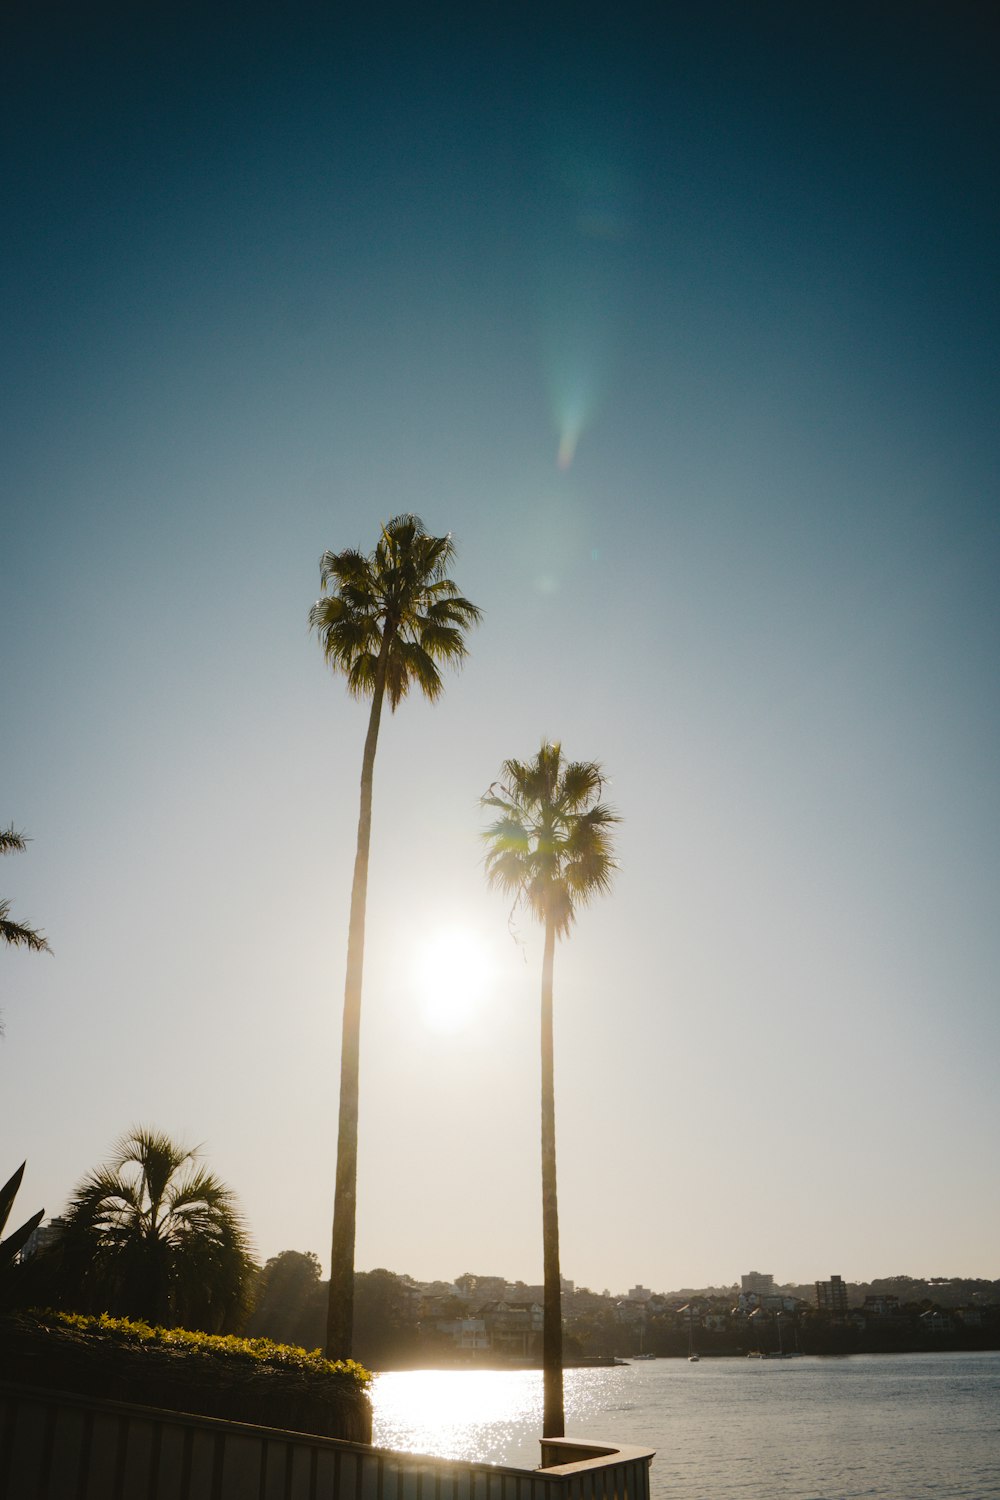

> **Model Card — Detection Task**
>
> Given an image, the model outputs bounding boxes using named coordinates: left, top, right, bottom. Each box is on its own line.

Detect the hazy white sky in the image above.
left=2, top=3, right=997, bottom=1294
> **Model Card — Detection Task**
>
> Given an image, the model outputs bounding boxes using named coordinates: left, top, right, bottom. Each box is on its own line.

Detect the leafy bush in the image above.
left=1, top=1308, right=373, bottom=1441
left=43, top=1308, right=370, bottom=1386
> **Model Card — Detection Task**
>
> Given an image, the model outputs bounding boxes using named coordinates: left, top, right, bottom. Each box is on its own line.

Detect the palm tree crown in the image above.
left=309, top=514, right=482, bottom=707
left=482, top=743, right=619, bottom=935
left=58, top=1127, right=253, bottom=1332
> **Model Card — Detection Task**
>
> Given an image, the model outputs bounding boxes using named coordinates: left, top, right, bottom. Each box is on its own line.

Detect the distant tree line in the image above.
left=14, top=1188, right=1000, bottom=1366
left=10, top=1121, right=998, bottom=1369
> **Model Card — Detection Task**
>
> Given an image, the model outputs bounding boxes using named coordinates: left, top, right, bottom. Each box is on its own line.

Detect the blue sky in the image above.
left=2, top=2, right=997, bottom=1292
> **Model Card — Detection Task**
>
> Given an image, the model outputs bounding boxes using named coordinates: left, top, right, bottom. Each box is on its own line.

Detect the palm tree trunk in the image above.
left=540, top=914, right=565, bottom=1438
left=326, top=631, right=392, bottom=1359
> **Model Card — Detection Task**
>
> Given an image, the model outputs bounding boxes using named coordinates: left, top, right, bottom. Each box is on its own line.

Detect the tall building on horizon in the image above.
left=815, top=1274, right=849, bottom=1316
left=741, top=1271, right=774, bottom=1296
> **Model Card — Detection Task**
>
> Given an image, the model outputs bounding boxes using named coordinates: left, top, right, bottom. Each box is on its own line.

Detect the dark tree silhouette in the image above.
left=55, top=1127, right=253, bottom=1333
left=482, top=743, right=618, bottom=1437
left=246, top=1250, right=325, bottom=1349
left=310, top=515, right=481, bottom=1358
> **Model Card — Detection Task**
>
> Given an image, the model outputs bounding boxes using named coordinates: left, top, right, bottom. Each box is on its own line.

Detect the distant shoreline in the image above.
left=367, top=1340, right=1000, bottom=1372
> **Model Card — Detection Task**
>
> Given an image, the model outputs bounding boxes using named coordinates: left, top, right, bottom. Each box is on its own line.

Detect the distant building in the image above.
left=21, top=1217, right=65, bottom=1260
left=762, top=1293, right=801, bottom=1314
left=628, top=1285, right=652, bottom=1302
left=815, top=1275, right=849, bottom=1316
left=741, top=1271, right=774, bottom=1296
left=863, top=1295, right=901, bottom=1319
left=479, top=1301, right=543, bottom=1358
left=438, top=1318, right=489, bottom=1351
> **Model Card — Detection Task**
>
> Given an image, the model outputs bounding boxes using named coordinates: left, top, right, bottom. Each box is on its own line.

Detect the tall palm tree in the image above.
left=1, top=826, right=50, bottom=953
left=57, top=1127, right=253, bottom=1332
left=482, top=743, right=619, bottom=1438
left=310, top=514, right=481, bottom=1358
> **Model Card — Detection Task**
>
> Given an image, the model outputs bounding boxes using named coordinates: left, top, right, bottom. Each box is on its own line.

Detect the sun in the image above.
left=414, top=926, right=492, bottom=1034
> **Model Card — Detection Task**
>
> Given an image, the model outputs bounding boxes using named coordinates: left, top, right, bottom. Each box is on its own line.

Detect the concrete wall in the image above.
left=0, top=1382, right=654, bottom=1500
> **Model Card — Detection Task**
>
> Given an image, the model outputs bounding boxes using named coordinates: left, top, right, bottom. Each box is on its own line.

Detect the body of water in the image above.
left=371, top=1353, right=1000, bottom=1500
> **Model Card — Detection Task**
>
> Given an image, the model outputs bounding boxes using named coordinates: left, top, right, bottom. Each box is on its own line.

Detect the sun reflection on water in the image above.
left=371, top=1369, right=541, bottom=1466
left=370, top=1368, right=627, bottom=1471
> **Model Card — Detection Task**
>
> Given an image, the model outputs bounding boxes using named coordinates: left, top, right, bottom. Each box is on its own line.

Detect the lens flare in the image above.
left=549, top=360, right=598, bottom=471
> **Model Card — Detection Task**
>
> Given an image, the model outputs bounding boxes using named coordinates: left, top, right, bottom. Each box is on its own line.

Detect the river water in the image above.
left=370, top=1353, right=1000, bottom=1500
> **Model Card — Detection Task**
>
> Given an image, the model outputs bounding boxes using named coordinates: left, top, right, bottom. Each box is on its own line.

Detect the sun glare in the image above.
left=414, top=927, right=492, bottom=1034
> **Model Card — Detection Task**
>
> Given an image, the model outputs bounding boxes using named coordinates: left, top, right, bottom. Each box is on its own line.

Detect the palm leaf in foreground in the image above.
left=0, top=826, right=50, bottom=954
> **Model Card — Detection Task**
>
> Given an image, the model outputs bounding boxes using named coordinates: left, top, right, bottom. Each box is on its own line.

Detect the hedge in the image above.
left=0, top=1309, right=373, bottom=1443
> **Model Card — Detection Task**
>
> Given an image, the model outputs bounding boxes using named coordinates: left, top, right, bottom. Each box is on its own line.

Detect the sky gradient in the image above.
left=2, top=2, right=998, bottom=1295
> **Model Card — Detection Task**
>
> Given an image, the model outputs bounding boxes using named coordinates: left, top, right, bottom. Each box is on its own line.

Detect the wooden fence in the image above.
left=0, top=1381, right=655, bottom=1500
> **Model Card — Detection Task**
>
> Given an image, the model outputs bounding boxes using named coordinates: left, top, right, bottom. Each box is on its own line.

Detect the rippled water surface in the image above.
left=371, top=1353, right=1000, bottom=1500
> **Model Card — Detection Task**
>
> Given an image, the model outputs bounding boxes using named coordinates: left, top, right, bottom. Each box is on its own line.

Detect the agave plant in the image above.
left=0, top=1162, right=43, bottom=1272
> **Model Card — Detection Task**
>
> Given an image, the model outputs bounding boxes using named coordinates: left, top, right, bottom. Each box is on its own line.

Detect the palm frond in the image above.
left=424, top=593, right=483, bottom=630
left=318, top=548, right=372, bottom=592
left=312, top=608, right=382, bottom=671
left=558, top=760, right=606, bottom=811
left=346, top=652, right=380, bottom=698
left=0, top=901, right=51, bottom=953
left=387, top=639, right=444, bottom=708
left=414, top=620, right=468, bottom=659
left=483, top=848, right=532, bottom=898
left=0, top=826, right=29, bottom=855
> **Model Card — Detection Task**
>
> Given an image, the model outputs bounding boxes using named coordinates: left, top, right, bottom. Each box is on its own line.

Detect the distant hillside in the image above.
left=773, top=1277, right=1000, bottom=1309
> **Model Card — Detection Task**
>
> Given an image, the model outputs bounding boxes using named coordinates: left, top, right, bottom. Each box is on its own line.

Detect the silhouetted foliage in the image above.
left=0, top=1309, right=372, bottom=1441
left=246, top=1251, right=326, bottom=1349
left=1, top=825, right=50, bottom=1034
left=354, top=1268, right=421, bottom=1368
left=0, top=826, right=50, bottom=955
left=245, top=1256, right=424, bottom=1369
left=0, top=1162, right=43, bottom=1309
left=49, top=1127, right=254, bottom=1333
left=482, top=741, right=619, bottom=1437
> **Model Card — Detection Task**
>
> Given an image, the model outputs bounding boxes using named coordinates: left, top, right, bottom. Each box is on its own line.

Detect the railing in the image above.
left=0, top=1382, right=655, bottom=1500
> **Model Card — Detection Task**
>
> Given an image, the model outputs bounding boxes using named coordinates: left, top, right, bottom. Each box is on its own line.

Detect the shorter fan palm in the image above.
left=482, top=742, right=619, bottom=1438
left=58, top=1127, right=253, bottom=1333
